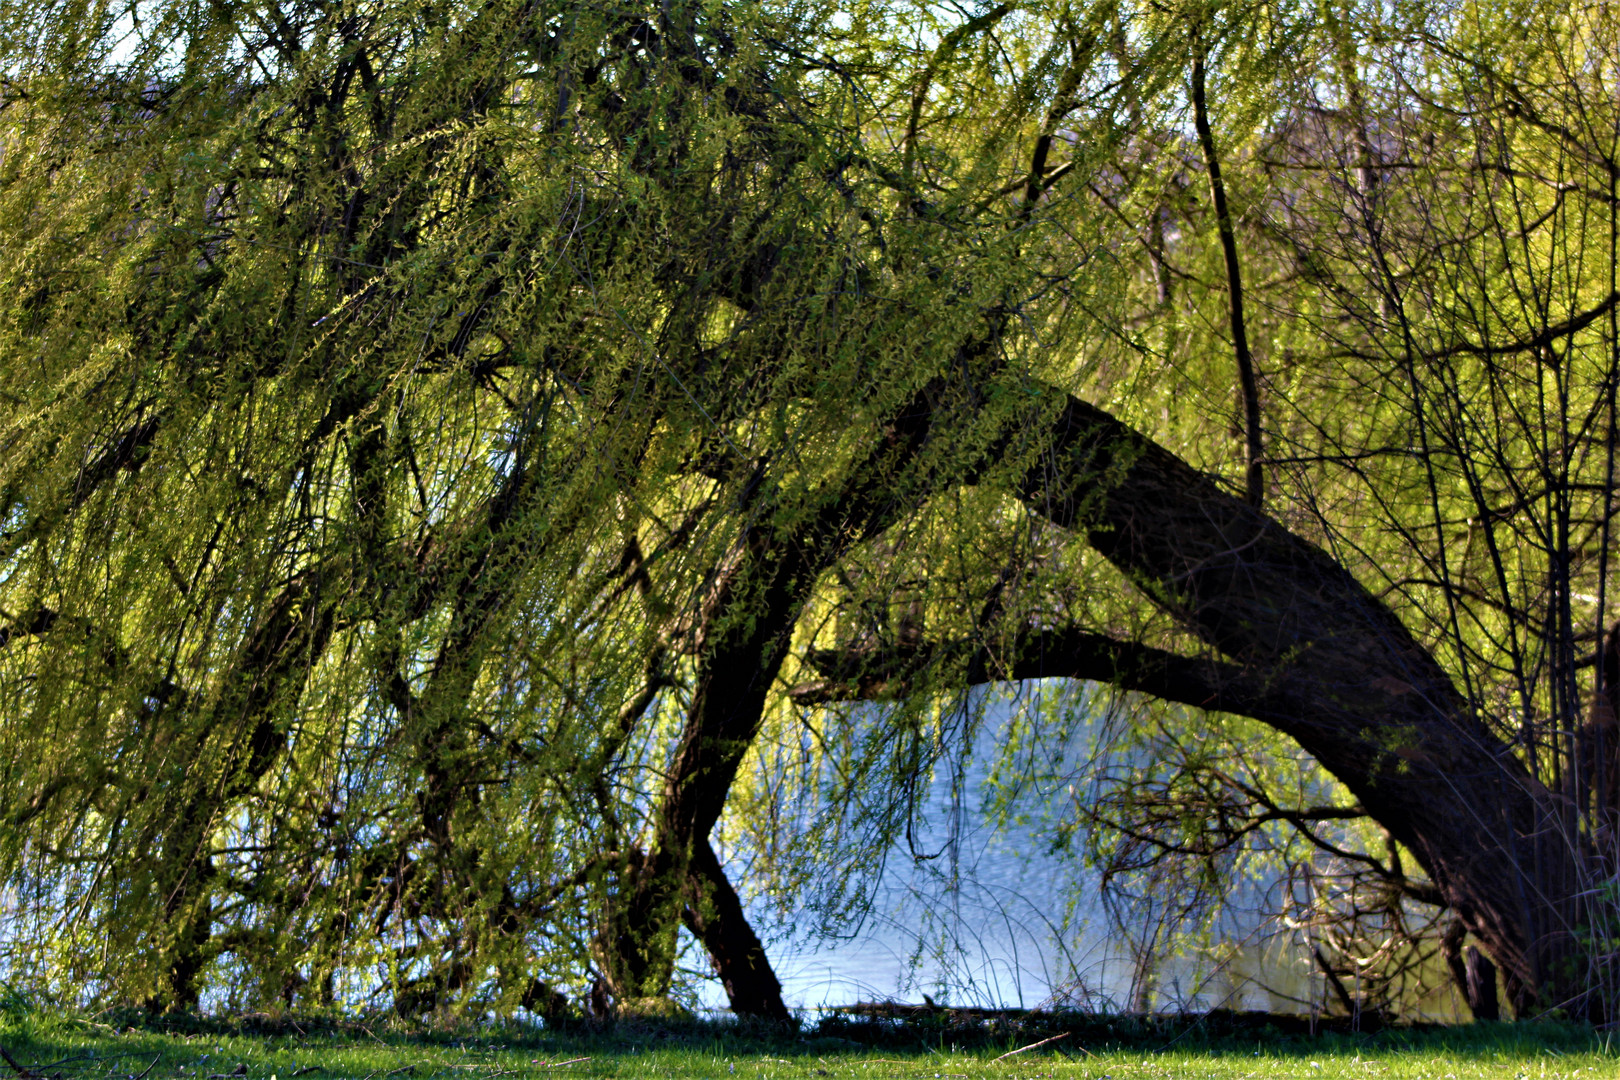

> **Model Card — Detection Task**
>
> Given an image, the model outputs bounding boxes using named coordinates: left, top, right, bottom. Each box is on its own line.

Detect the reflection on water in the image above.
left=754, top=790, right=1092, bottom=1011
left=699, top=689, right=1465, bottom=1021
left=699, top=690, right=1141, bottom=1012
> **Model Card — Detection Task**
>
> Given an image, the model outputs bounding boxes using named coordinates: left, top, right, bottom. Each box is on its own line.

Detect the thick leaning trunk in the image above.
left=1019, top=388, right=1589, bottom=1016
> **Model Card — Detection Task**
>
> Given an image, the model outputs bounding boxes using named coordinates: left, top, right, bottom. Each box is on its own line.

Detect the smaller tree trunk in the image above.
left=1466, top=947, right=1501, bottom=1021
left=1444, top=924, right=1501, bottom=1022
left=521, top=979, right=573, bottom=1025
left=683, top=839, right=792, bottom=1023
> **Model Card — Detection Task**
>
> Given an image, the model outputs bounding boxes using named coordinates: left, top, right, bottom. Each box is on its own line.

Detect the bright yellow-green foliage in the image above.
left=0, top=0, right=1128, bottom=1010
left=0, top=0, right=1617, bottom=1022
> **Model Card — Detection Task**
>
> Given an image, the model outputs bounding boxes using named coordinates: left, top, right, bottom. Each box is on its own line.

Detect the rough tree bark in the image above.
left=1013, top=388, right=1585, bottom=1016
left=800, top=385, right=1596, bottom=1018
left=682, top=838, right=792, bottom=1024
left=600, top=524, right=814, bottom=1016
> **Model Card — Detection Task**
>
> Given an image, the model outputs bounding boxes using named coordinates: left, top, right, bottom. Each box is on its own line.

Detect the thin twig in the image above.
left=0, top=1047, right=41, bottom=1080
left=31, top=1054, right=102, bottom=1072
left=991, top=1032, right=1071, bottom=1062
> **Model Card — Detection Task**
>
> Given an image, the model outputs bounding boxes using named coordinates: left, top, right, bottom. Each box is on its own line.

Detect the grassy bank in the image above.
left=0, top=1012, right=1612, bottom=1080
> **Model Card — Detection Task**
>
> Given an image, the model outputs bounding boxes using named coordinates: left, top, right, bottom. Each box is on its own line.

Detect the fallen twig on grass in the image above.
left=991, top=1031, right=1071, bottom=1062
left=361, top=1066, right=417, bottom=1080
left=28, top=1053, right=104, bottom=1073
left=0, top=1046, right=43, bottom=1080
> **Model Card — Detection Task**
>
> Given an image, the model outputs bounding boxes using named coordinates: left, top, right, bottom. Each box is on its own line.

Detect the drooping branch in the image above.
left=902, top=5, right=1014, bottom=184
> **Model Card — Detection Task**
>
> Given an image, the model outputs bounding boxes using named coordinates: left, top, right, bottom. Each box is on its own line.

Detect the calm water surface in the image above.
left=702, top=691, right=1285, bottom=1015
left=700, top=689, right=1464, bottom=1021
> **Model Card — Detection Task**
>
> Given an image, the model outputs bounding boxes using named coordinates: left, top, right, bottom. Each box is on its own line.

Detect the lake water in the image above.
left=746, top=771, right=1097, bottom=1012
left=698, top=687, right=1467, bottom=1021
left=699, top=688, right=1297, bottom=1016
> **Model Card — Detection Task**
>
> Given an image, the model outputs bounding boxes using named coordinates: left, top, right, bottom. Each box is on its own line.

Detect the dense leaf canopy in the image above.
left=1, top=0, right=1617, bottom=1021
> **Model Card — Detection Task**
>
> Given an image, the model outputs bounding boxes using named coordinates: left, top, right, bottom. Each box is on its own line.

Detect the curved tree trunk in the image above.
left=602, top=359, right=995, bottom=1016
left=601, top=527, right=812, bottom=1014
left=1012, top=388, right=1589, bottom=1017
left=798, top=384, right=1599, bottom=1017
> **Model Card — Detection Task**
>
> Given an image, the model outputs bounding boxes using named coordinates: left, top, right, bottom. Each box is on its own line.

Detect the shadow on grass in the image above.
left=811, top=1008, right=1606, bottom=1059
left=0, top=1006, right=1606, bottom=1076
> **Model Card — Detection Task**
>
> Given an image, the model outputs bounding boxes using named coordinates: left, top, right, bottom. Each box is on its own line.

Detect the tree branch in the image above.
left=793, top=626, right=1280, bottom=720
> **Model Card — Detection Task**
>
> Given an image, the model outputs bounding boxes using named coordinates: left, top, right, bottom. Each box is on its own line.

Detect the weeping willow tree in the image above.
left=2, top=0, right=1620, bottom=1026
left=0, top=0, right=1089, bottom=1015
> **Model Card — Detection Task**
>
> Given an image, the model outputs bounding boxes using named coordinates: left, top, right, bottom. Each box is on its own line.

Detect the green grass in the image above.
left=0, top=1014, right=1612, bottom=1080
